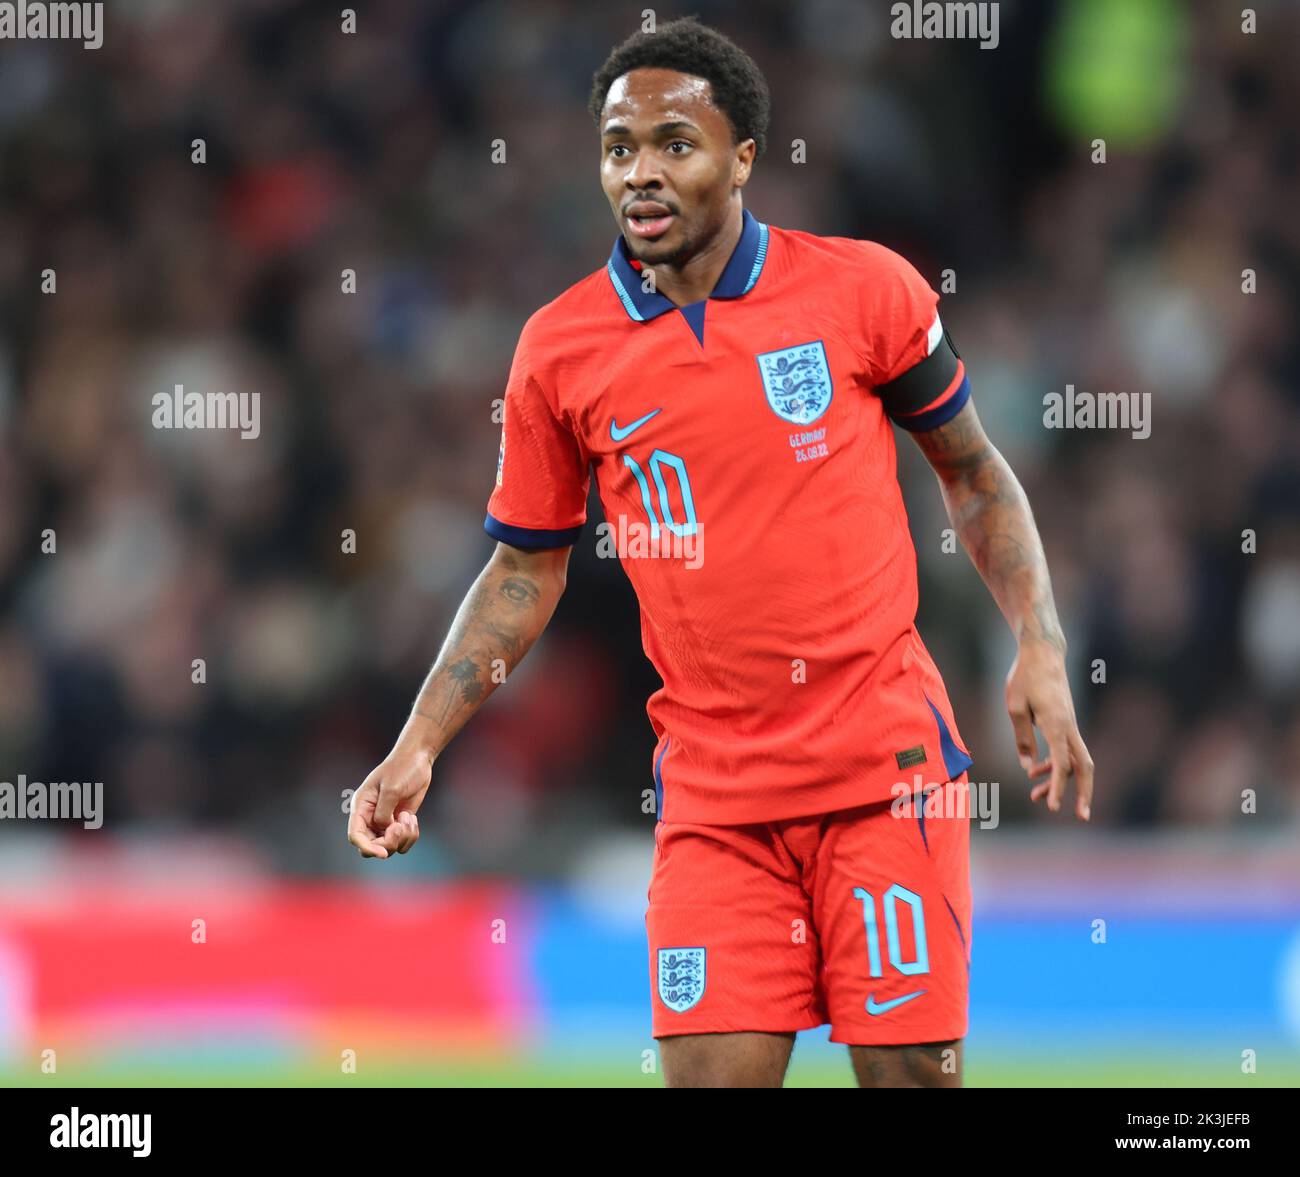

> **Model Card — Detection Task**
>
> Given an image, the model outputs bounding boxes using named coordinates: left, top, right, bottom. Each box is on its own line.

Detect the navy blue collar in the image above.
left=606, top=207, right=770, bottom=322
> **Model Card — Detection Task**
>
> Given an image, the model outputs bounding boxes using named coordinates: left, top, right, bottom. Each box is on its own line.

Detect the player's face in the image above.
left=599, top=67, right=752, bottom=268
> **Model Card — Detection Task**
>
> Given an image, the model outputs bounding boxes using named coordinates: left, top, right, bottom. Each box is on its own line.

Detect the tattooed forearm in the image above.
left=435, top=656, right=484, bottom=724
left=944, top=465, right=1066, bottom=652
left=499, top=576, right=541, bottom=609
left=912, top=401, right=1066, bottom=654
left=402, top=546, right=568, bottom=753
left=482, top=620, right=522, bottom=663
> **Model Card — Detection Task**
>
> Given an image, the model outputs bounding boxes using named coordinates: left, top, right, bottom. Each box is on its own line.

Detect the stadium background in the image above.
left=0, top=0, right=1297, bottom=1086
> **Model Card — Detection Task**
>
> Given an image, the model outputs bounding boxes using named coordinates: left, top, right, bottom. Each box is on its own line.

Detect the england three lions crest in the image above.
left=657, top=947, right=706, bottom=1013
left=756, top=340, right=833, bottom=425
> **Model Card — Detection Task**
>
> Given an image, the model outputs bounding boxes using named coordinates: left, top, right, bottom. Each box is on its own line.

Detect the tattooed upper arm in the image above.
left=907, top=398, right=995, bottom=483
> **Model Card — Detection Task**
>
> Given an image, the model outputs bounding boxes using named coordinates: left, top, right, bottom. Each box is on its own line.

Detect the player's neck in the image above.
left=643, top=202, right=744, bottom=308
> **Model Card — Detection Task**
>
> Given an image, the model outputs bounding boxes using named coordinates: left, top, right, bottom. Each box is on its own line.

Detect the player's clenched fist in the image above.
left=347, top=741, right=433, bottom=858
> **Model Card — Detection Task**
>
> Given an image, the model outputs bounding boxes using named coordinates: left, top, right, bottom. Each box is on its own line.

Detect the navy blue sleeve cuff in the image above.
left=484, top=512, right=583, bottom=549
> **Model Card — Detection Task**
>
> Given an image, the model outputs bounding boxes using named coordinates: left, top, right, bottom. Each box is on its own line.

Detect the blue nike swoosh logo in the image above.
left=865, top=989, right=927, bottom=1015
left=610, top=408, right=662, bottom=441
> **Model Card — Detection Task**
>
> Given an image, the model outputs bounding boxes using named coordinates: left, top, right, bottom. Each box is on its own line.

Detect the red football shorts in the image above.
left=646, top=773, right=971, bottom=1044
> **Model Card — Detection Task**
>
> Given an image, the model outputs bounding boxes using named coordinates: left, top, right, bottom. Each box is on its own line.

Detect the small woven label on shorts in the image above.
left=895, top=745, right=927, bottom=769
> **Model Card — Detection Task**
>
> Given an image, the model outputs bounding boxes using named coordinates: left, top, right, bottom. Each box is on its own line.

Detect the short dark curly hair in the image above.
left=588, top=16, right=770, bottom=158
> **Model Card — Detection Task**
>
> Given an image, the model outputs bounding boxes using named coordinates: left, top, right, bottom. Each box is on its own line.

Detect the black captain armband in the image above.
left=876, top=325, right=971, bottom=432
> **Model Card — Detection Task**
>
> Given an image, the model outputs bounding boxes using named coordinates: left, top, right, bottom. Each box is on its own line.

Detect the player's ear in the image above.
left=733, top=139, right=755, bottom=186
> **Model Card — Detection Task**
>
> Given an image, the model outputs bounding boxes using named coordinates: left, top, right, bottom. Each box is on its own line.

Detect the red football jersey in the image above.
left=485, top=208, right=973, bottom=824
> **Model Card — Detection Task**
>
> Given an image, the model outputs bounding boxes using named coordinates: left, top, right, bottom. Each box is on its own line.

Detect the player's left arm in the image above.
left=909, top=398, right=1094, bottom=820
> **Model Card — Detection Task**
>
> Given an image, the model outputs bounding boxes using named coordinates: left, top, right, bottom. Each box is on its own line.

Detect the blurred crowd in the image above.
left=0, top=0, right=1296, bottom=876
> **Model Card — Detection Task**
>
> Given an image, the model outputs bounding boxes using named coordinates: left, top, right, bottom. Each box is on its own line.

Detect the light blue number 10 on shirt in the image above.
left=623, top=449, right=699, bottom=538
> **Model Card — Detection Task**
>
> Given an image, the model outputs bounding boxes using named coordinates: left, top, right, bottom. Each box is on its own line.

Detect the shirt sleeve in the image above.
left=860, top=244, right=971, bottom=433
left=484, top=314, right=590, bottom=549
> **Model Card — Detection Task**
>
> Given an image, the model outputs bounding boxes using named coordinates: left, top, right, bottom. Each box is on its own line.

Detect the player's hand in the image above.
left=347, top=737, right=434, bottom=859
left=1005, top=637, right=1094, bottom=820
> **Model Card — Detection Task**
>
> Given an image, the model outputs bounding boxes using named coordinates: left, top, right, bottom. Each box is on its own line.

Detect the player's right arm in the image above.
left=346, top=539, right=571, bottom=859
left=350, top=309, right=589, bottom=859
